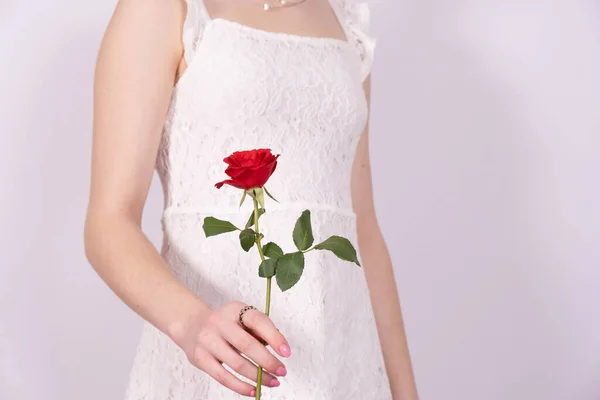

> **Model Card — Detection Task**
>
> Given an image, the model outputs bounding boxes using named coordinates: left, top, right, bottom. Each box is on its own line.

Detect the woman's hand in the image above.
left=171, top=300, right=291, bottom=397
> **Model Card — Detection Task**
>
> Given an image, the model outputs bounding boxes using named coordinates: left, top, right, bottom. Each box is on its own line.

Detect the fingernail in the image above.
left=269, top=378, right=280, bottom=387
left=279, top=344, right=291, bottom=357
left=250, top=389, right=256, bottom=396
left=275, top=365, right=287, bottom=376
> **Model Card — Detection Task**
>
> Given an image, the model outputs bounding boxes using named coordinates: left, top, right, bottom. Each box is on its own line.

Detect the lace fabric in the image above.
left=182, top=0, right=376, bottom=82
left=332, top=0, right=377, bottom=81
left=125, top=1, right=390, bottom=398
left=181, top=0, right=210, bottom=66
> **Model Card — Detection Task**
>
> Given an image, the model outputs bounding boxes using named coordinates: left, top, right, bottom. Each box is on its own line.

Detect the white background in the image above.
left=1, top=1, right=599, bottom=399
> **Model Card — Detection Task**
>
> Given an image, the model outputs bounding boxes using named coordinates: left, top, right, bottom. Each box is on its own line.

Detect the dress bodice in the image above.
left=156, top=0, right=377, bottom=217
left=126, top=4, right=392, bottom=398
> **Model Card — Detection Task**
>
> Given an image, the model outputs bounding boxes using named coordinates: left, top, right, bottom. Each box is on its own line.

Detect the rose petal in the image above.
left=215, top=179, right=245, bottom=189
left=224, top=165, right=247, bottom=178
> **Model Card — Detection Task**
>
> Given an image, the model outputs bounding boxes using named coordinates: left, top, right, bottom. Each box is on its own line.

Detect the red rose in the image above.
left=215, top=148, right=280, bottom=190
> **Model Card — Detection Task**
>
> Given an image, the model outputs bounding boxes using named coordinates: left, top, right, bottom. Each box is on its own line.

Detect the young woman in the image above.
left=84, top=0, right=418, bottom=398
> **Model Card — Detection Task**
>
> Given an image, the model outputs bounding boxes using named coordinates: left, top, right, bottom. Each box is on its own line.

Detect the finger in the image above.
left=240, top=308, right=291, bottom=358
left=211, top=338, right=280, bottom=387
left=223, top=320, right=288, bottom=377
left=226, top=342, right=281, bottom=387
left=199, top=354, right=257, bottom=397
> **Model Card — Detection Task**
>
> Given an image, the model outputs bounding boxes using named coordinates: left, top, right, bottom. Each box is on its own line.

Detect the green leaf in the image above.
left=239, top=191, right=247, bottom=208
left=203, top=217, right=239, bottom=237
left=275, top=252, right=305, bottom=292
left=239, top=228, right=256, bottom=252
left=313, top=235, right=361, bottom=266
left=264, top=186, right=280, bottom=203
left=245, top=207, right=266, bottom=229
left=258, top=258, right=278, bottom=278
left=263, top=242, right=284, bottom=258
left=292, top=210, right=314, bottom=251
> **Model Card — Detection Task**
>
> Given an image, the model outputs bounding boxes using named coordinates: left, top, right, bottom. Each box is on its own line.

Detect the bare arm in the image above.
left=84, top=1, right=290, bottom=396
left=84, top=0, right=206, bottom=340
left=351, top=75, right=419, bottom=400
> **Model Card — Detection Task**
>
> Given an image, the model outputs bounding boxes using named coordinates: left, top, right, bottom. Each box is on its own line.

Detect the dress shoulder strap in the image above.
left=182, top=0, right=211, bottom=65
left=333, top=0, right=377, bottom=82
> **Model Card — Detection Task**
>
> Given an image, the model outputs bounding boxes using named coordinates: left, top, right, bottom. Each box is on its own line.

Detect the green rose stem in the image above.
left=252, top=192, right=271, bottom=399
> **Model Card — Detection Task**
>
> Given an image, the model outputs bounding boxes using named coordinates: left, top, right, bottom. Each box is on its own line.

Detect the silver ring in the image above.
left=238, top=305, right=257, bottom=329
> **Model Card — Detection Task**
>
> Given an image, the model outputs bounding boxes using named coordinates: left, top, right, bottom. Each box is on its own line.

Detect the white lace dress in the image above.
left=124, top=0, right=392, bottom=398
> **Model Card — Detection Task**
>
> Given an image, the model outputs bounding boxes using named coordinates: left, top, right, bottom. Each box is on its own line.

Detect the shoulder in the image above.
left=106, top=0, right=186, bottom=43
left=110, top=0, right=185, bottom=22
left=336, top=0, right=378, bottom=81
left=102, top=0, right=186, bottom=61
left=338, top=0, right=373, bottom=30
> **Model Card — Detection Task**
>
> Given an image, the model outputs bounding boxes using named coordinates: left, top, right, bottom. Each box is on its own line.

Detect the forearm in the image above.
left=83, top=212, right=211, bottom=342
left=357, top=215, right=419, bottom=400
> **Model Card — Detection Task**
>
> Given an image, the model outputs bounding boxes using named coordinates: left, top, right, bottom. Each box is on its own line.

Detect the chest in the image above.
left=173, top=19, right=368, bottom=126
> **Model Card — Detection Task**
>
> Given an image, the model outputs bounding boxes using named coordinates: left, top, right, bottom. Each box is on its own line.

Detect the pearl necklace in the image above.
left=262, top=0, right=308, bottom=11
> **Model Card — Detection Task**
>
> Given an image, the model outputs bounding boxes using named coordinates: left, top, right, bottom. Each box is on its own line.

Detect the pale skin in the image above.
left=84, top=0, right=418, bottom=399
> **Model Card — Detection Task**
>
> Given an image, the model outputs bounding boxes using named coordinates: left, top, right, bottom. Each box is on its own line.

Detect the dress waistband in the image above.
left=162, top=201, right=357, bottom=220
